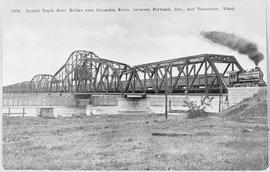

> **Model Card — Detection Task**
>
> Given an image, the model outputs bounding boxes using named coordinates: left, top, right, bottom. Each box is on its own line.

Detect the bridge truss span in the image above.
left=50, top=50, right=133, bottom=93
left=125, top=54, right=243, bottom=94
left=3, top=52, right=245, bottom=94
left=30, top=74, right=53, bottom=93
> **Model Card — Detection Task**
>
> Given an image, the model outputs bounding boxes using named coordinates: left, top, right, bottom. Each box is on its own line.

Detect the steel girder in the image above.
left=125, top=54, right=243, bottom=94
left=3, top=52, right=243, bottom=94
left=30, top=74, right=53, bottom=93
left=3, top=74, right=53, bottom=93
left=50, top=50, right=133, bottom=93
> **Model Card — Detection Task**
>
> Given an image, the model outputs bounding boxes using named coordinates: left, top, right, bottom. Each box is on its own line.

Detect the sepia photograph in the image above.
left=1, top=0, right=269, bottom=170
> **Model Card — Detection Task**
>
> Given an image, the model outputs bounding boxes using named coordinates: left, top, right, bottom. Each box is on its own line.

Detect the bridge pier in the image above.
left=118, top=97, right=151, bottom=114
left=85, top=94, right=228, bottom=115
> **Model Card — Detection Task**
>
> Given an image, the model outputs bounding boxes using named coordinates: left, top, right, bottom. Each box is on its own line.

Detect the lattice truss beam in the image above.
left=125, top=54, right=243, bottom=94
left=50, top=50, right=133, bottom=93
left=3, top=53, right=243, bottom=94
left=3, top=74, right=53, bottom=93
left=31, top=74, right=53, bottom=92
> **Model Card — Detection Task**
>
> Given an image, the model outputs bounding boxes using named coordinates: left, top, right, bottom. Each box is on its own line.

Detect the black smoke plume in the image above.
left=201, top=31, right=264, bottom=66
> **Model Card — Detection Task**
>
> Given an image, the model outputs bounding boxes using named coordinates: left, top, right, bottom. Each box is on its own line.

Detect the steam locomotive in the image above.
left=227, top=67, right=267, bottom=87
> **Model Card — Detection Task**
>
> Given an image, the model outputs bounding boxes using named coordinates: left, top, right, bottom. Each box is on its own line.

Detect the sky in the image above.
left=1, top=0, right=269, bottom=85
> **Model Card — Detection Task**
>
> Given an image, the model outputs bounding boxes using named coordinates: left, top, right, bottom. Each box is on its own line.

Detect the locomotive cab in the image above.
left=227, top=71, right=239, bottom=83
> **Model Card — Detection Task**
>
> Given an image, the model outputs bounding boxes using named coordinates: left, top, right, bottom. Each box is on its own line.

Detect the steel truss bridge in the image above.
left=3, top=50, right=244, bottom=95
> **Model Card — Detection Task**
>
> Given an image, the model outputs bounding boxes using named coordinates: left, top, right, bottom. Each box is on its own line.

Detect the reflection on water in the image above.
left=2, top=106, right=86, bottom=117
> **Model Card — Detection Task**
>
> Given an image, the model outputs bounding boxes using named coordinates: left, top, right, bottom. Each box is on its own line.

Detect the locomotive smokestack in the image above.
left=201, top=31, right=264, bottom=66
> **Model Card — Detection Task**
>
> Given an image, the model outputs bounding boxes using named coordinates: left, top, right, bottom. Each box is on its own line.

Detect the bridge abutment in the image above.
left=227, top=87, right=266, bottom=106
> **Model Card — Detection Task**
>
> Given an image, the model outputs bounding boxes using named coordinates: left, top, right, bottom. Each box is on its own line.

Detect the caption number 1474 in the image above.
left=11, top=9, right=21, bottom=13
